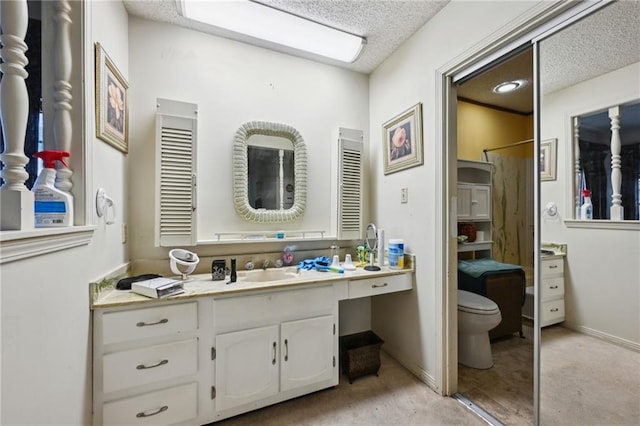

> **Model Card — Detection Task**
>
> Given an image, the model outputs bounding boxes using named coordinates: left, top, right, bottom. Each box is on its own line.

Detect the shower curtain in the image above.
left=486, top=152, right=534, bottom=276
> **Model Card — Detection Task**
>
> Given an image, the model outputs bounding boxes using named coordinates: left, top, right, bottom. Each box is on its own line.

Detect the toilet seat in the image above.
left=458, top=290, right=499, bottom=315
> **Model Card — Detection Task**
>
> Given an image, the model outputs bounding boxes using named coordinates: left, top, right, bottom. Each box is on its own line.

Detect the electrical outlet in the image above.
left=401, top=187, right=408, bottom=203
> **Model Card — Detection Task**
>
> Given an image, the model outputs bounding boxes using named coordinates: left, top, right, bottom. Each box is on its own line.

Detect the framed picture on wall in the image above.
left=540, top=138, right=557, bottom=181
left=383, top=103, right=424, bottom=175
left=95, top=42, right=129, bottom=154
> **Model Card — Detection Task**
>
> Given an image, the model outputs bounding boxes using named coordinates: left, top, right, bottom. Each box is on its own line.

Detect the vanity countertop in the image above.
left=541, top=241, right=567, bottom=258
left=91, top=263, right=414, bottom=310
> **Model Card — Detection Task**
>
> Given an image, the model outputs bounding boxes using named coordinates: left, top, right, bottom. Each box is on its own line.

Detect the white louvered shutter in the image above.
left=337, top=128, right=364, bottom=240
left=155, top=99, right=197, bottom=247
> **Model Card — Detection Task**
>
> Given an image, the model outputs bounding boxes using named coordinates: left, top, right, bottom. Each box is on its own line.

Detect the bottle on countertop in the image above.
left=580, top=189, right=593, bottom=220
left=229, top=258, right=237, bottom=283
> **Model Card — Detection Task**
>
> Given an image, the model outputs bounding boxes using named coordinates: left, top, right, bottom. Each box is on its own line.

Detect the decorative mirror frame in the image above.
left=233, top=121, right=307, bottom=223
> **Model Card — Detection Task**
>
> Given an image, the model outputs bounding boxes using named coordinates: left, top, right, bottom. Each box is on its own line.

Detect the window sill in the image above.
left=564, top=219, right=640, bottom=230
left=0, top=225, right=96, bottom=264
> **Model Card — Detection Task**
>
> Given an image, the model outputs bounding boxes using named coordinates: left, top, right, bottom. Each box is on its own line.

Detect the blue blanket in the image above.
left=458, top=258, right=523, bottom=278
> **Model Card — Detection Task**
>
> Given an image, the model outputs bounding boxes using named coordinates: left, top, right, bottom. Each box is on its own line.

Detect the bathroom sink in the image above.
left=238, top=267, right=299, bottom=283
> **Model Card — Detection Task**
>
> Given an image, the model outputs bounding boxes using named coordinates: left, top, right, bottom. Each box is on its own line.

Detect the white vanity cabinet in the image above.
left=540, top=255, right=566, bottom=326
left=348, top=273, right=412, bottom=299
left=212, top=284, right=338, bottom=420
left=92, top=267, right=414, bottom=425
left=457, top=183, right=491, bottom=221
left=93, top=301, right=200, bottom=426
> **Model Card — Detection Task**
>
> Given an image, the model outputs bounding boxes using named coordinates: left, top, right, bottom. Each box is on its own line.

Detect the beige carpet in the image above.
left=540, top=325, right=640, bottom=425
left=214, top=351, right=486, bottom=426
left=458, top=322, right=640, bottom=426
left=212, top=324, right=639, bottom=425
left=458, top=323, right=535, bottom=426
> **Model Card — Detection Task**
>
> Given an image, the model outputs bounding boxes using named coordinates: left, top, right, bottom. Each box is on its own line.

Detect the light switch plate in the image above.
left=401, top=187, right=408, bottom=203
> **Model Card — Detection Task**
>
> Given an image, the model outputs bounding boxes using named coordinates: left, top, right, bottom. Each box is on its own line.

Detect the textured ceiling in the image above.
left=122, top=0, right=449, bottom=74
left=458, top=1, right=640, bottom=115
left=123, top=1, right=639, bottom=114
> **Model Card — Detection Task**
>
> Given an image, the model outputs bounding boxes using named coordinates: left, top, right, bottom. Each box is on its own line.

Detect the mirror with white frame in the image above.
left=233, top=121, right=307, bottom=223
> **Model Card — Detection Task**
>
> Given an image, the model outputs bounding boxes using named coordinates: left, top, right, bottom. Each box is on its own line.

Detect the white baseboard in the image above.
left=564, top=323, right=640, bottom=352
left=382, top=346, right=439, bottom=393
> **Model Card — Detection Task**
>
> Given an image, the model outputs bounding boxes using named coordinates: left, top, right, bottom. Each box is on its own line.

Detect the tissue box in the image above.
left=131, top=277, right=185, bottom=299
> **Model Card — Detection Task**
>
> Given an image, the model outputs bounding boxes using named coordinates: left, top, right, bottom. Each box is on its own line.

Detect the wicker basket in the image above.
left=339, top=331, right=384, bottom=384
left=458, top=222, right=477, bottom=242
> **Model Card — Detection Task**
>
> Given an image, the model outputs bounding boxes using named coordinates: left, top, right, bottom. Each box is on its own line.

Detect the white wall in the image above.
left=541, top=62, right=640, bottom=345
left=0, top=1, right=130, bottom=424
left=127, top=17, right=369, bottom=260
left=369, top=1, right=543, bottom=391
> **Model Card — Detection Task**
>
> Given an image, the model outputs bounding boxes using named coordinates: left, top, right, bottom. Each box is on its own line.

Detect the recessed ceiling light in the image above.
left=176, top=0, right=366, bottom=63
left=493, top=81, right=522, bottom=94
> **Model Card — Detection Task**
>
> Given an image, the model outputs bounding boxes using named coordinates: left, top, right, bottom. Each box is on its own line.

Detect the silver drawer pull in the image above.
left=549, top=265, right=558, bottom=269
left=549, top=285, right=559, bottom=289
left=136, top=359, right=168, bottom=370
left=550, top=308, right=559, bottom=312
left=136, top=318, right=169, bottom=327
left=372, top=283, right=388, bottom=288
left=136, top=405, right=168, bottom=418
left=284, top=339, right=289, bottom=362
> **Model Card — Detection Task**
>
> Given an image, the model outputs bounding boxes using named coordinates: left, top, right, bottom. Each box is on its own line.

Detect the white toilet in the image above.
left=458, top=289, right=502, bottom=369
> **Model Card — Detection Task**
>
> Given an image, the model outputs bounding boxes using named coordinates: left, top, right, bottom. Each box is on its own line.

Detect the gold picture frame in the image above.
left=95, top=42, right=129, bottom=154
left=540, top=138, right=557, bottom=181
left=383, top=103, right=423, bottom=175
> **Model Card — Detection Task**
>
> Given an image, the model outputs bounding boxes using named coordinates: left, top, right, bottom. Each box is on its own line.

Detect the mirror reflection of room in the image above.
left=247, top=142, right=295, bottom=211
left=539, top=1, right=640, bottom=424
left=572, top=101, right=640, bottom=220
left=455, top=46, right=535, bottom=425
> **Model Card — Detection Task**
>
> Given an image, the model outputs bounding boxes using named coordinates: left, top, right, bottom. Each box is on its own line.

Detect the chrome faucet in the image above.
left=245, top=260, right=254, bottom=270
left=262, top=259, right=270, bottom=270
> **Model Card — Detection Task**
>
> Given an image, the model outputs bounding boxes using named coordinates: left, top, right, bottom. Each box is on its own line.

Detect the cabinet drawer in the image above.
left=541, top=277, right=564, bottom=300
left=214, top=285, right=334, bottom=331
left=541, top=258, right=564, bottom=277
left=103, top=339, right=198, bottom=393
left=102, top=302, right=197, bottom=345
left=541, top=299, right=565, bottom=326
left=103, top=382, right=197, bottom=426
left=348, top=274, right=412, bottom=299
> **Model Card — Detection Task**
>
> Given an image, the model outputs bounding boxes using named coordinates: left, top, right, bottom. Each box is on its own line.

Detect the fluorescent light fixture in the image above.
left=176, top=0, right=366, bottom=63
left=493, top=80, right=522, bottom=94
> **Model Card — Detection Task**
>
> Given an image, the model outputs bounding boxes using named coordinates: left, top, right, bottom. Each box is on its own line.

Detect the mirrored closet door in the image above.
left=537, top=1, right=640, bottom=423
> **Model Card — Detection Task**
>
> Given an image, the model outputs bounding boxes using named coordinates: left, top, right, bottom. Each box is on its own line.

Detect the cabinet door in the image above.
left=457, top=184, right=473, bottom=220
left=472, top=185, right=491, bottom=220
left=215, top=325, right=279, bottom=412
left=280, top=315, right=335, bottom=392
